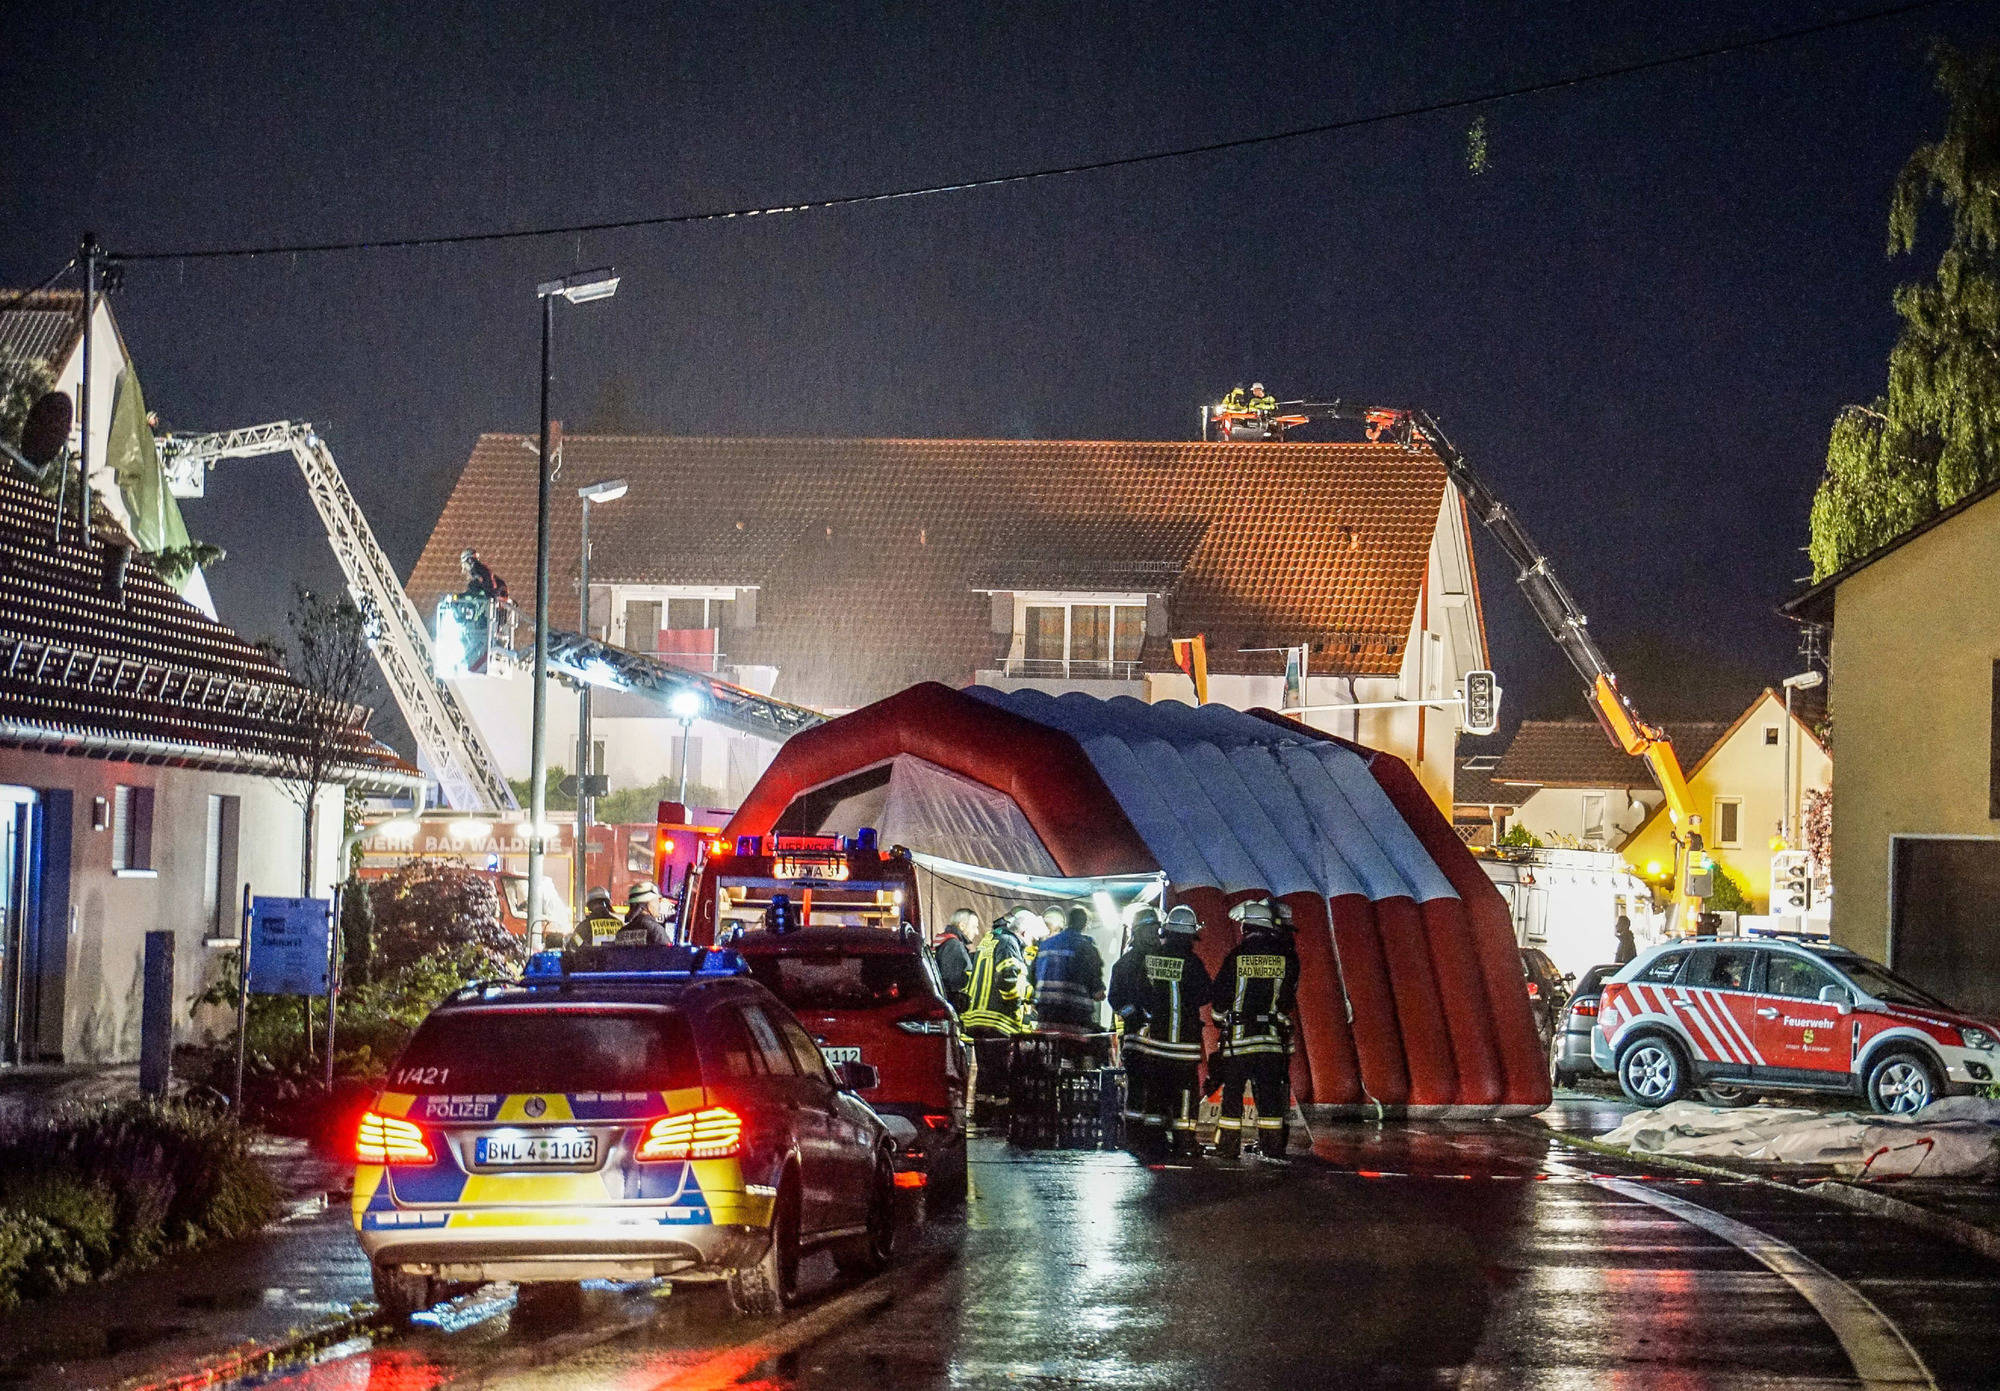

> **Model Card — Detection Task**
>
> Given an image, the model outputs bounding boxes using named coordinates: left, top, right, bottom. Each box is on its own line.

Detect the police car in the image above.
left=1591, top=937, right=2000, bottom=1113
left=352, top=945, right=899, bottom=1320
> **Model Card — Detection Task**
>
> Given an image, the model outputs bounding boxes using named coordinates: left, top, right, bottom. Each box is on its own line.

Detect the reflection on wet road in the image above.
left=235, top=1108, right=2000, bottom=1389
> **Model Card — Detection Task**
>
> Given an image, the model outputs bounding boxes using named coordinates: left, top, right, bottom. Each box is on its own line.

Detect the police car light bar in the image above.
left=522, top=945, right=749, bottom=981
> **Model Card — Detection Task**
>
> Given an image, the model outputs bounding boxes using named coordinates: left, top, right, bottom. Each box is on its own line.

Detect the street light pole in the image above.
left=573, top=478, right=627, bottom=916
left=669, top=689, right=704, bottom=808
left=1780, top=669, right=1825, bottom=848
left=526, top=268, right=619, bottom=951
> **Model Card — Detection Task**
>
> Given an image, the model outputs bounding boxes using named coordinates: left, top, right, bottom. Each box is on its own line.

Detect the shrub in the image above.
left=0, top=1100, right=278, bottom=1310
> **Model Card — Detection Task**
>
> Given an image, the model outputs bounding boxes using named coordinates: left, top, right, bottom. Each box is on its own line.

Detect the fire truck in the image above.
left=682, top=831, right=922, bottom=944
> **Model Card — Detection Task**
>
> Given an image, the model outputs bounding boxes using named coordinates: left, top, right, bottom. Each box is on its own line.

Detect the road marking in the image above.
left=1593, top=1175, right=1937, bottom=1391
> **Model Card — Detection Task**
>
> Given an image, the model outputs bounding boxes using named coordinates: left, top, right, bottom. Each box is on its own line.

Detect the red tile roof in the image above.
left=1492, top=719, right=1730, bottom=790
left=0, top=465, right=413, bottom=783
left=1453, top=758, right=1533, bottom=809
left=411, top=434, right=1460, bottom=710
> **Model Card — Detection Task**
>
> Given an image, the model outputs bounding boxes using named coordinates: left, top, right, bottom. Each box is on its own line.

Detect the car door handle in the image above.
left=1755, top=1008, right=1779, bottom=1019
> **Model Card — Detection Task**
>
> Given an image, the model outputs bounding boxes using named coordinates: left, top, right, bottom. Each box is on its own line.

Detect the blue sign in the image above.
left=247, top=896, right=331, bottom=996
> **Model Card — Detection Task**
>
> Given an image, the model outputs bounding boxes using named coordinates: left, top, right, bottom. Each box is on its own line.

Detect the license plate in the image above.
left=821, top=1046, right=862, bottom=1065
left=474, top=1131, right=599, bottom=1168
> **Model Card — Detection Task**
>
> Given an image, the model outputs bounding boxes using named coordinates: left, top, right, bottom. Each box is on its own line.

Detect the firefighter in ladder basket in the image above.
left=1210, top=898, right=1301, bottom=1163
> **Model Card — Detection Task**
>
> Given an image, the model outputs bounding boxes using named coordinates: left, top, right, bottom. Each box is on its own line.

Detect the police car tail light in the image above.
left=637, top=1106, right=742, bottom=1161
left=356, top=1111, right=434, bottom=1165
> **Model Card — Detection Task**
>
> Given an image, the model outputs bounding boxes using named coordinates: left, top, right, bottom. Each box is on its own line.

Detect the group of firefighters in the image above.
left=933, top=897, right=1302, bottom=1163
left=564, top=880, right=674, bottom=949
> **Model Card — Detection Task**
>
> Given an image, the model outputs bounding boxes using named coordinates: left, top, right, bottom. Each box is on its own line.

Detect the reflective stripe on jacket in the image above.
left=1031, top=927, right=1104, bottom=1030
left=1211, top=929, right=1300, bottom=1057
left=962, top=929, right=1029, bottom=1033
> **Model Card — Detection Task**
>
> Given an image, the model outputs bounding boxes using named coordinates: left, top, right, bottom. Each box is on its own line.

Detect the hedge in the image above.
left=0, top=1099, right=279, bottom=1309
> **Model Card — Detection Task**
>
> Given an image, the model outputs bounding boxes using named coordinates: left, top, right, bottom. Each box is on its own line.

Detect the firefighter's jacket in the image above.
left=1222, top=387, right=1247, bottom=410
left=1109, top=937, right=1212, bottom=1060
left=577, top=909, right=625, bottom=946
left=1031, top=925, right=1105, bottom=1030
left=1247, top=390, right=1278, bottom=413
left=961, top=927, right=1030, bottom=1033
left=1210, top=927, right=1300, bottom=1058
left=933, top=928, right=973, bottom=1013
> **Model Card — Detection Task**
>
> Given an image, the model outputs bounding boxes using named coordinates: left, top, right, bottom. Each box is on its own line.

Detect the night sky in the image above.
left=6, top=2, right=1995, bottom=754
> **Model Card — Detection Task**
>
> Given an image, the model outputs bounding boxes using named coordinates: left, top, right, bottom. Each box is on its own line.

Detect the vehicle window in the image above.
left=389, top=1008, right=700, bottom=1093
left=1576, top=965, right=1617, bottom=995
left=1637, top=951, right=1688, bottom=985
left=1817, top=954, right=1949, bottom=1009
left=739, top=1006, right=798, bottom=1076
left=1685, top=949, right=1759, bottom=992
left=744, top=950, right=930, bottom=1009
left=1763, top=954, right=1838, bottom=1001
left=701, top=1005, right=763, bottom=1078
left=773, top=1012, right=834, bottom=1082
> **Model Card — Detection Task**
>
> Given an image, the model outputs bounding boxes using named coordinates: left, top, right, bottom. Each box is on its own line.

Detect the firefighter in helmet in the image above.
left=961, top=907, right=1031, bottom=1121
left=1247, top=381, right=1278, bottom=414
left=1110, top=904, right=1211, bottom=1157
left=1209, top=897, right=1301, bottom=1161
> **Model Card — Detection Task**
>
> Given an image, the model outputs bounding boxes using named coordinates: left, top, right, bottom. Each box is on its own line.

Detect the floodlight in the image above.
left=579, top=477, right=628, bottom=503
left=669, top=689, right=705, bottom=721
left=537, top=267, right=620, bottom=303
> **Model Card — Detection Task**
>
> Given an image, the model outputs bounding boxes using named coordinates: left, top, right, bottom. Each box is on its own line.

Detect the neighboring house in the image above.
left=1492, top=719, right=1728, bottom=851
left=0, top=463, right=420, bottom=1067
left=1783, top=477, right=2000, bottom=1016
left=1621, top=688, right=1831, bottom=914
left=1453, top=753, right=1529, bottom=845
left=410, top=433, right=1493, bottom=812
left=0, top=289, right=215, bottom=616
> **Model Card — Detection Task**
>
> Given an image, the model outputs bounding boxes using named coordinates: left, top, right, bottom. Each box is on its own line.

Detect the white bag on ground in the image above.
left=1599, top=1099, right=2000, bottom=1180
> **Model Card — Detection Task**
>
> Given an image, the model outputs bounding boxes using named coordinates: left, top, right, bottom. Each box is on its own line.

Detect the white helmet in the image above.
left=1228, top=899, right=1275, bottom=929
left=1164, top=904, right=1199, bottom=935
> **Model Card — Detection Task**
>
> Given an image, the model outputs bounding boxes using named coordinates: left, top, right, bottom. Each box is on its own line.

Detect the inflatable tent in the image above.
left=723, top=683, right=1550, bottom=1115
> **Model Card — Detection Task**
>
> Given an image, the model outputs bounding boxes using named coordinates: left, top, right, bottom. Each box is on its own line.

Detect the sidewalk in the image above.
left=0, top=1064, right=141, bottom=1125
left=0, top=1134, right=370, bottom=1391
left=1531, top=1085, right=2000, bottom=1264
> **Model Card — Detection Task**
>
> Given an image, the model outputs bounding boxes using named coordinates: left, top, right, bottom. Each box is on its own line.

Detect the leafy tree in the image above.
left=1704, top=863, right=1752, bottom=916
left=364, top=860, right=520, bottom=977
left=0, top=357, right=53, bottom=453
left=1809, top=46, right=2000, bottom=578
left=1497, top=824, right=1542, bottom=848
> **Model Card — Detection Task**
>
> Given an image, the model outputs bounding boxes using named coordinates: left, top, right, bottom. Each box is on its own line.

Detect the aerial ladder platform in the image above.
left=160, top=424, right=826, bottom=811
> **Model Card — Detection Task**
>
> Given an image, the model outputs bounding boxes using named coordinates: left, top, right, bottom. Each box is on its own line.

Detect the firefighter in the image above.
left=1209, top=898, right=1301, bottom=1162
left=1032, top=904, right=1106, bottom=1036
left=1247, top=381, right=1278, bottom=414
left=615, top=880, right=671, bottom=945
left=459, top=547, right=508, bottom=602
left=1221, top=384, right=1248, bottom=412
left=1108, top=906, right=1164, bottom=1152
left=1114, top=904, right=1211, bottom=1157
left=934, top=908, right=980, bottom=1014
left=961, top=908, right=1031, bottom=1121
left=576, top=888, right=624, bottom=947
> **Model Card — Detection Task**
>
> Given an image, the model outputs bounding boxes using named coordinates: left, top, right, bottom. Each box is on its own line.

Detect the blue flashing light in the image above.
left=518, top=944, right=750, bottom=983
left=524, top=949, right=565, bottom=978
left=735, top=835, right=761, bottom=857
left=850, top=827, right=879, bottom=852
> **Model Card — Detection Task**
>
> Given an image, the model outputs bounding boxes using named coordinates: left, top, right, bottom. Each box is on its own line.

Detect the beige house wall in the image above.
left=1825, top=489, right=2000, bottom=961
left=1622, top=691, right=1831, bottom=912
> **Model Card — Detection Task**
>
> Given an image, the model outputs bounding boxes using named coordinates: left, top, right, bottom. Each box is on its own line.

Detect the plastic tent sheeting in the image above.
left=1601, top=1099, right=2000, bottom=1180
left=725, top=682, right=1549, bottom=1115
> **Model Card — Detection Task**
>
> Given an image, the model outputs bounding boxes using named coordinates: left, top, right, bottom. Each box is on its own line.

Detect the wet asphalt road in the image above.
left=219, top=1101, right=2000, bottom=1390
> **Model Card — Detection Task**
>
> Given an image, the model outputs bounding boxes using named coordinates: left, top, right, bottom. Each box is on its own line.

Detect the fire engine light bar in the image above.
left=637, top=1107, right=743, bottom=1161
left=357, top=1111, right=434, bottom=1164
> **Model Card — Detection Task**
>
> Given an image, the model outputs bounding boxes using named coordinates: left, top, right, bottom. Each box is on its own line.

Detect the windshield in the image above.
left=388, top=1006, right=701, bottom=1093
left=745, top=951, right=931, bottom=1010
left=1819, top=954, right=1949, bottom=1009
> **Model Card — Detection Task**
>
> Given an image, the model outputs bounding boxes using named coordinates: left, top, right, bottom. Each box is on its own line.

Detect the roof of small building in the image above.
left=411, top=433, right=1469, bottom=710
left=1491, top=718, right=1730, bottom=790
left=0, top=290, right=87, bottom=379
left=1783, top=476, right=2000, bottom=626
left=0, top=463, right=415, bottom=785
left=1453, top=756, right=1532, bottom=809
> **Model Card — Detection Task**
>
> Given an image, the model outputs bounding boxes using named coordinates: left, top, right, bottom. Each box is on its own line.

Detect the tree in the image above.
left=1809, top=46, right=2000, bottom=578
left=0, top=357, right=53, bottom=454
left=268, top=587, right=383, bottom=893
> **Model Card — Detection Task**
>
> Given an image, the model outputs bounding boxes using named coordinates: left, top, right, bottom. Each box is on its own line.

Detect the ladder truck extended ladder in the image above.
left=160, top=422, right=518, bottom=812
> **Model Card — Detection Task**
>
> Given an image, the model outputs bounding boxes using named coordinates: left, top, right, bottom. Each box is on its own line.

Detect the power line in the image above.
left=113, top=0, right=1952, bottom=264
left=0, top=259, right=81, bottom=317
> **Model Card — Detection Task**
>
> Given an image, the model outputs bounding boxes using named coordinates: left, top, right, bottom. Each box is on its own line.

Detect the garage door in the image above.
left=1891, top=836, right=2000, bottom=1019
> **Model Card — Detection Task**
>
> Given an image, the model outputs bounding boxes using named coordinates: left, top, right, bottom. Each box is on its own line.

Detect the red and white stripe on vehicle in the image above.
left=1604, top=981, right=1766, bottom=1067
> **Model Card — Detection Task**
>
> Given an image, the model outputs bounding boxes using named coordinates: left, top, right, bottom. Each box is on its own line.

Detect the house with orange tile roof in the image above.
left=410, top=432, right=1494, bottom=814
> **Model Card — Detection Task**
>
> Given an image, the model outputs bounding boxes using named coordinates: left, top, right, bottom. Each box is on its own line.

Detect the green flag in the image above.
left=106, top=368, right=197, bottom=584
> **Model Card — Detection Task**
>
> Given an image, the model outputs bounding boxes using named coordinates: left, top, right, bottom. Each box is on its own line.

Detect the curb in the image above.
left=116, top=1305, right=380, bottom=1391
left=1508, top=1120, right=2000, bottom=1267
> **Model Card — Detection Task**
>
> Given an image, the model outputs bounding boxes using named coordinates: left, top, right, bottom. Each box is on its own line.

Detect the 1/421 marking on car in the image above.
left=474, top=1131, right=598, bottom=1167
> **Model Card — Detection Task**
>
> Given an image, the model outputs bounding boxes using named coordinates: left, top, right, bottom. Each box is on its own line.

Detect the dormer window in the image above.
left=1013, top=592, right=1147, bottom=679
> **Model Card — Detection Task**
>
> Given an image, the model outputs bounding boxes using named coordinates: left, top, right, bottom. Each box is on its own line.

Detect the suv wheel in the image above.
left=371, top=1264, right=435, bottom=1323
left=1865, top=1050, right=1941, bottom=1116
left=728, top=1175, right=800, bottom=1317
left=1696, top=1083, right=1757, bottom=1108
left=1616, top=1034, right=1690, bottom=1107
left=832, top=1159, right=897, bottom=1277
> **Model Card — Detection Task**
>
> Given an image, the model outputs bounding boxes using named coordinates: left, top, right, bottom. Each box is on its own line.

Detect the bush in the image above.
left=0, top=1099, right=279, bottom=1310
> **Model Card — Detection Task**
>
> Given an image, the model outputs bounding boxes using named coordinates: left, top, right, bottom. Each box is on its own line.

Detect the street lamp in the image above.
left=670, top=688, right=705, bottom=806
left=1780, top=669, right=1825, bottom=848
left=526, top=267, right=619, bottom=952
left=573, top=477, right=628, bottom=915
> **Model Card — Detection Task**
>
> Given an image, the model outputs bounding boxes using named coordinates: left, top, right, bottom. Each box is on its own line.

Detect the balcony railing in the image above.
left=1005, top=657, right=1142, bottom=681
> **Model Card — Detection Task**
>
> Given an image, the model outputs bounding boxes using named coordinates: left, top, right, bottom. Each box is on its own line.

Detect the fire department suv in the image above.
left=1592, top=937, right=1999, bottom=1114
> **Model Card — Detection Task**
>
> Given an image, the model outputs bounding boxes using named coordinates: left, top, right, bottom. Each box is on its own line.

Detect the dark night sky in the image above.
left=6, top=2, right=1995, bottom=754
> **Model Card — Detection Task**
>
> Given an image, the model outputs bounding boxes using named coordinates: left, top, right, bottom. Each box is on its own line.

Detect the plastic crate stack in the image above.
left=1006, top=1034, right=1123, bottom=1150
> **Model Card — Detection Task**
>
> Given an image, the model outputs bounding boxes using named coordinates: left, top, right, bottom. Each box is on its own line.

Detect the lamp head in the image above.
left=668, top=689, right=704, bottom=721
left=579, top=478, right=629, bottom=504
left=537, top=267, right=620, bottom=303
